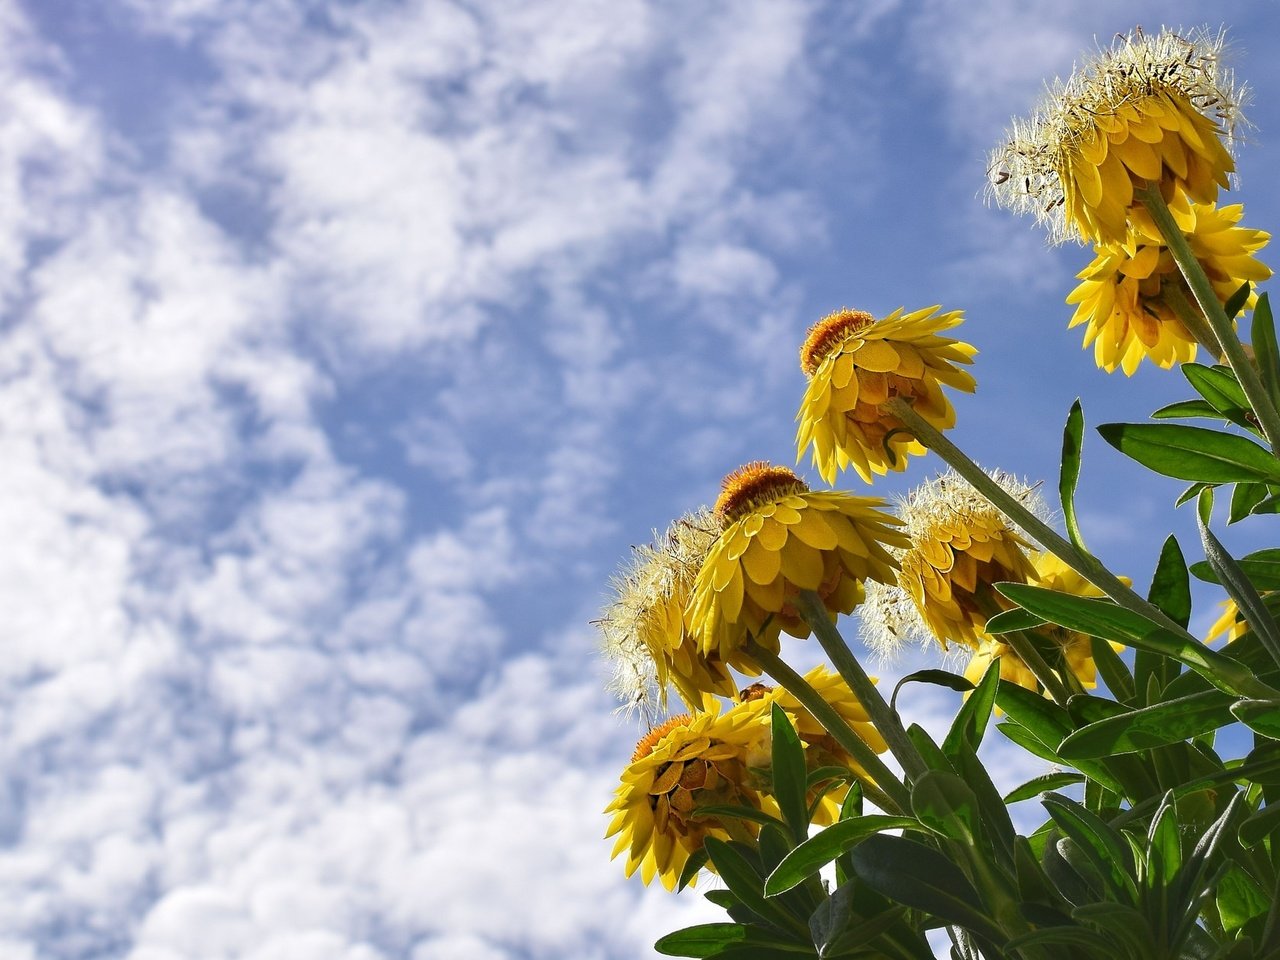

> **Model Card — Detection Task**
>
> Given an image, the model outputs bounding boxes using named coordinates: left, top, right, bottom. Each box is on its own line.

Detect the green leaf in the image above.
left=849, top=834, right=1007, bottom=945
left=983, top=607, right=1048, bottom=635
left=890, top=670, right=972, bottom=713
left=1176, top=481, right=1214, bottom=507
left=1148, top=535, right=1192, bottom=629
left=1072, top=903, right=1156, bottom=957
left=1145, top=795, right=1181, bottom=891
left=693, top=805, right=789, bottom=830
left=1060, top=399, right=1088, bottom=554
left=1056, top=689, right=1235, bottom=759
left=1198, top=501, right=1280, bottom=669
left=763, top=816, right=919, bottom=896
left=770, top=704, right=809, bottom=845
left=1189, top=548, right=1280, bottom=590
left=654, top=923, right=748, bottom=957
left=1239, top=802, right=1280, bottom=848
left=1002, top=771, right=1086, bottom=805
left=906, top=723, right=953, bottom=775
left=1225, top=281, right=1253, bottom=320
left=911, top=770, right=979, bottom=842
left=1152, top=399, right=1224, bottom=421
left=1041, top=793, right=1137, bottom=902
left=1217, top=866, right=1270, bottom=933
left=1231, top=481, right=1270, bottom=523
left=1182, top=363, right=1255, bottom=430
left=1252, top=293, right=1280, bottom=415
left=811, top=892, right=913, bottom=960
left=702, top=839, right=802, bottom=935
left=677, top=848, right=709, bottom=892
left=1090, top=636, right=1135, bottom=703
left=1231, top=700, right=1280, bottom=740
left=1097, top=422, right=1280, bottom=483
left=942, top=659, right=999, bottom=756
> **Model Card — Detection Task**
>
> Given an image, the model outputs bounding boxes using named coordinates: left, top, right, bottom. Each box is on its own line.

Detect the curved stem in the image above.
left=742, top=637, right=909, bottom=814
left=885, top=396, right=1279, bottom=700
left=1137, top=185, right=1280, bottom=455
left=792, top=591, right=930, bottom=783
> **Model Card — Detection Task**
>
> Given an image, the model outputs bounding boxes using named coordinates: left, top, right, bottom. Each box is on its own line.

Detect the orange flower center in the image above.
left=800, top=308, right=875, bottom=376
left=631, top=714, right=693, bottom=761
left=714, top=461, right=808, bottom=524
left=738, top=682, right=773, bottom=702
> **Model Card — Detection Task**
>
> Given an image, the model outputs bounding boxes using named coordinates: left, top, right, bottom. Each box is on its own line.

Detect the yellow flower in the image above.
left=742, top=666, right=889, bottom=822
left=604, top=706, right=773, bottom=890
left=687, top=462, right=906, bottom=672
left=989, top=27, right=1242, bottom=244
left=896, top=471, right=1040, bottom=650
left=599, top=510, right=737, bottom=715
left=1067, top=198, right=1271, bottom=374
left=1206, top=598, right=1249, bottom=643
left=795, top=307, right=976, bottom=484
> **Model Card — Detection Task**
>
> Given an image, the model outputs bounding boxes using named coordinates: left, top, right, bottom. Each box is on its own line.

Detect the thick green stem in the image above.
left=742, top=637, right=909, bottom=814
left=885, top=396, right=1279, bottom=700
left=1162, top=283, right=1224, bottom=361
left=792, top=590, right=931, bottom=783
left=1137, top=185, right=1280, bottom=455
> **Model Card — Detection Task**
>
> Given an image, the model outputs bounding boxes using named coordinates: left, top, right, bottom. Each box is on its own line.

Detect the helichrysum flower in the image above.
left=687, top=462, right=906, bottom=671
left=1067, top=197, right=1271, bottom=373
left=604, top=705, right=773, bottom=890
left=989, top=27, right=1244, bottom=245
left=896, top=470, right=1042, bottom=650
left=599, top=510, right=736, bottom=717
left=795, top=307, right=976, bottom=484
left=1206, top=598, right=1251, bottom=644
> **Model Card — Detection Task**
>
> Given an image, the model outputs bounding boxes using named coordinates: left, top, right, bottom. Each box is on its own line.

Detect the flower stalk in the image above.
left=1136, top=184, right=1280, bottom=455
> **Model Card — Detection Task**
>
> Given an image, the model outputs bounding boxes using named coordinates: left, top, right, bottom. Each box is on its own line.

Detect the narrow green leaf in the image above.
left=1176, top=481, right=1213, bottom=507
left=911, top=770, right=979, bottom=842
left=1189, top=548, right=1280, bottom=590
left=1231, top=700, right=1280, bottom=740
left=1060, top=399, right=1088, bottom=554
left=1231, top=481, right=1269, bottom=523
left=1002, top=925, right=1115, bottom=953
left=770, top=704, right=809, bottom=845
left=1145, top=795, right=1181, bottom=891
left=693, top=805, right=789, bottom=830
left=952, top=746, right=1016, bottom=866
left=1225, top=281, right=1253, bottom=320
left=702, top=839, right=801, bottom=935
left=677, top=848, right=709, bottom=892
left=983, top=607, right=1047, bottom=635
left=654, top=923, right=748, bottom=957
left=1217, top=866, right=1269, bottom=933
left=849, top=834, right=1007, bottom=945
left=812, top=895, right=913, bottom=960
left=1182, top=363, right=1254, bottom=430
left=1252, top=293, right=1280, bottom=415
left=1239, top=803, right=1280, bottom=848
left=1071, top=903, right=1156, bottom=957
left=1148, top=535, right=1192, bottom=628
left=942, top=659, right=999, bottom=756
left=1041, top=793, right=1137, bottom=902
left=906, top=723, right=953, bottom=775
left=762, top=815, right=919, bottom=896
left=1056, top=689, right=1235, bottom=759
left=1097, top=422, right=1280, bottom=483
left=1152, top=399, right=1224, bottom=421
left=890, top=670, right=972, bottom=713
left=1090, top=636, right=1135, bottom=703
left=1198, top=500, right=1280, bottom=669
left=1002, top=771, right=1086, bottom=805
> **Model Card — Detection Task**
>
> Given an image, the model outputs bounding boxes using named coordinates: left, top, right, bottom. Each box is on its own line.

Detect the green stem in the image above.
left=1162, top=282, right=1223, bottom=361
left=973, top=590, right=1072, bottom=705
left=792, top=590, right=931, bottom=783
left=1137, top=185, right=1280, bottom=455
left=742, top=637, right=909, bottom=814
left=885, top=396, right=1279, bottom=700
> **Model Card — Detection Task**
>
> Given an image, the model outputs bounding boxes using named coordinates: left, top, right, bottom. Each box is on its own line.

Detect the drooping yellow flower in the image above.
left=604, top=705, right=772, bottom=890
left=795, top=307, right=977, bottom=484
left=989, top=27, right=1243, bottom=244
left=599, top=510, right=737, bottom=715
left=687, top=462, right=906, bottom=671
left=741, top=666, right=889, bottom=822
left=896, top=471, right=1040, bottom=650
left=1067, top=198, right=1271, bottom=374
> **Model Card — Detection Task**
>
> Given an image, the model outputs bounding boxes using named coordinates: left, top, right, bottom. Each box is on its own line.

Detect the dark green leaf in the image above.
left=942, top=658, right=999, bottom=756
left=1056, top=689, right=1235, bottom=758
left=1003, top=925, right=1115, bottom=953
left=693, top=805, right=789, bottom=830
left=1252, top=293, right=1280, bottom=415
left=1090, top=635, right=1135, bottom=703
left=1148, top=535, right=1192, bottom=629
left=1153, top=399, right=1225, bottom=421
left=1072, top=903, right=1155, bottom=956
left=1145, top=795, right=1181, bottom=891
left=1239, top=802, right=1280, bottom=848
left=1060, top=399, right=1088, bottom=554
left=1190, top=548, right=1280, bottom=590
left=1199, top=501, right=1280, bottom=669
left=763, top=816, right=918, bottom=896
left=703, top=838, right=802, bottom=935
left=1041, top=793, right=1137, bottom=902
left=1182, top=363, right=1254, bottom=430
left=983, top=607, right=1047, bottom=635
left=849, top=834, right=1006, bottom=945
left=1233, top=700, right=1280, bottom=740
left=952, top=746, right=1016, bottom=866
left=654, top=923, right=748, bottom=957
left=890, top=670, right=972, bottom=713
left=813, top=895, right=913, bottom=960
left=1231, top=482, right=1270, bottom=523
left=1097, top=422, right=1280, bottom=483
left=911, top=770, right=979, bottom=842
left=1226, top=281, right=1253, bottom=320
left=1002, top=771, right=1086, bottom=805
left=678, top=848, right=709, bottom=892
left=906, top=723, right=953, bottom=775
left=771, top=704, right=809, bottom=845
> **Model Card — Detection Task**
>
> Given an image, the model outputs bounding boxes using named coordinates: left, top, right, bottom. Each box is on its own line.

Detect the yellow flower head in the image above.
left=599, top=510, right=737, bottom=716
left=989, top=27, right=1243, bottom=244
left=795, top=306, right=977, bottom=484
left=1207, top=598, right=1249, bottom=644
left=687, top=461, right=907, bottom=671
left=742, top=667, right=889, bottom=821
left=604, top=705, right=772, bottom=890
left=1068, top=198, right=1271, bottom=374
left=896, top=471, right=1041, bottom=650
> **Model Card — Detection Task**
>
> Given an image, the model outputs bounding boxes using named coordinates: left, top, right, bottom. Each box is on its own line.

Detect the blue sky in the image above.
left=3, top=1, right=1280, bottom=957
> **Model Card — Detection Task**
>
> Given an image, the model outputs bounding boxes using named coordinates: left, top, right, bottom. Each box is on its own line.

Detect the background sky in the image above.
left=4, top=1, right=1280, bottom=958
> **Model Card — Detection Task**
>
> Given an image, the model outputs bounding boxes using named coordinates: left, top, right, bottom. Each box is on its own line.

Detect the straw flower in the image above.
left=599, top=510, right=736, bottom=717
left=1067, top=198, right=1271, bottom=373
left=605, top=706, right=772, bottom=890
left=896, top=470, right=1042, bottom=650
left=1207, top=598, right=1250, bottom=644
left=796, top=306, right=976, bottom=484
left=989, top=27, right=1244, bottom=245
left=687, top=462, right=906, bottom=671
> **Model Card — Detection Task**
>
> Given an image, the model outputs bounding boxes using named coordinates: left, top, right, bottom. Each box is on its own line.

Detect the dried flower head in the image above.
left=795, top=306, right=977, bottom=484
left=989, top=26, right=1245, bottom=244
